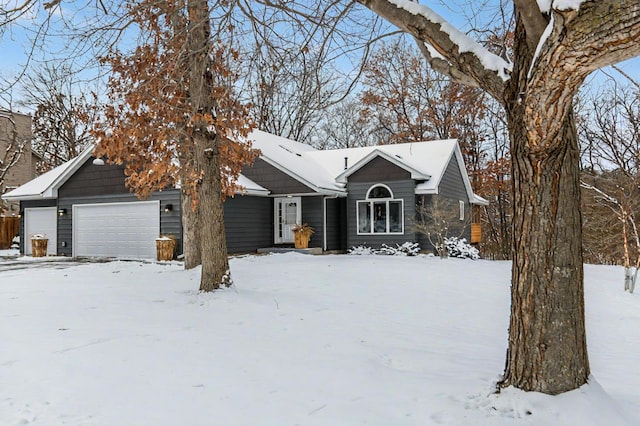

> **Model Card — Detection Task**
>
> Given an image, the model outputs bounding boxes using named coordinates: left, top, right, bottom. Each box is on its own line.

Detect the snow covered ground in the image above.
left=0, top=253, right=638, bottom=425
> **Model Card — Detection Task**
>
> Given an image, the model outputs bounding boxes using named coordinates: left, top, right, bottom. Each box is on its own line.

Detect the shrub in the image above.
left=444, top=237, right=479, bottom=259
left=348, top=242, right=420, bottom=256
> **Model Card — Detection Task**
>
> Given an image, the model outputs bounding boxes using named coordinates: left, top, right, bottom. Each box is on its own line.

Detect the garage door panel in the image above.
left=24, top=207, right=57, bottom=256
left=73, top=201, right=159, bottom=258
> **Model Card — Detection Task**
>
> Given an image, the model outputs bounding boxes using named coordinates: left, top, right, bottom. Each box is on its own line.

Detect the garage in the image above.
left=72, top=201, right=160, bottom=258
left=24, top=207, right=58, bottom=256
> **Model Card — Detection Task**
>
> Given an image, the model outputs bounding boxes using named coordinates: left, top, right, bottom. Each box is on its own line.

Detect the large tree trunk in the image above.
left=187, top=0, right=232, bottom=291
left=498, top=17, right=589, bottom=394
left=181, top=188, right=202, bottom=270
left=196, top=137, right=232, bottom=291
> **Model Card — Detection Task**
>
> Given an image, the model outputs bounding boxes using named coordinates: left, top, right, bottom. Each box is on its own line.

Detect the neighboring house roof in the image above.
left=2, top=145, right=270, bottom=201
left=249, top=130, right=487, bottom=205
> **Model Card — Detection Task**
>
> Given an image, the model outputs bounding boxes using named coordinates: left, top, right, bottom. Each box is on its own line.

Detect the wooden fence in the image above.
left=0, top=216, right=19, bottom=249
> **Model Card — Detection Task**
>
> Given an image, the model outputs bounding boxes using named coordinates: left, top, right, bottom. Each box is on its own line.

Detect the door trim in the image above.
left=274, top=197, right=301, bottom=244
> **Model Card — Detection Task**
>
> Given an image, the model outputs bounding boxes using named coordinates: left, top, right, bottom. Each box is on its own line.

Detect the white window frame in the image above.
left=356, top=184, right=404, bottom=235
left=459, top=200, right=465, bottom=221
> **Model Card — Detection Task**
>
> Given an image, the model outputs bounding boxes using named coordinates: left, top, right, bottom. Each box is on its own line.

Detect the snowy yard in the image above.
left=0, top=252, right=638, bottom=425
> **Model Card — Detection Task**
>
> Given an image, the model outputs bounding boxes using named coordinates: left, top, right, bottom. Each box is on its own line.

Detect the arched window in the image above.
left=357, top=184, right=404, bottom=234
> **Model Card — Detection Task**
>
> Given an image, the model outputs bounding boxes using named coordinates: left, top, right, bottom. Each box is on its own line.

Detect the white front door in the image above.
left=274, top=197, right=301, bottom=244
left=73, top=201, right=160, bottom=258
left=24, top=207, right=58, bottom=256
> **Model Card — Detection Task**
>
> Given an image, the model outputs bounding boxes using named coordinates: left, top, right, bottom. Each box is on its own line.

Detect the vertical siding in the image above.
left=223, top=195, right=272, bottom=253
left=346, top=179, right=416, bottom=249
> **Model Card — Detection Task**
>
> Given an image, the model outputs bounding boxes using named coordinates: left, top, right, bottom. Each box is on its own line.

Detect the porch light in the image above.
left=164, top=204, right=173, bottom=213
left=58, top=208, right=67, bottom=216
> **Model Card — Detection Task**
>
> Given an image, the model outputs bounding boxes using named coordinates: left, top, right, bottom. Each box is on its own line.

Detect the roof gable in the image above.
left=334, top=149, right=430, bottom=183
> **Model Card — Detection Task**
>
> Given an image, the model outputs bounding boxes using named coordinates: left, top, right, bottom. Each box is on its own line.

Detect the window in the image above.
left=459, top=200, right=465, bottom=221
left=357, top=184, right=404, bottom=234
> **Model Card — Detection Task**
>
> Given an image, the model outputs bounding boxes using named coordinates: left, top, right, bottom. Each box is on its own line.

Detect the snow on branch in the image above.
left=360, top=0, right=511, bottom=99
left=387, top=0, right=512, bottom=79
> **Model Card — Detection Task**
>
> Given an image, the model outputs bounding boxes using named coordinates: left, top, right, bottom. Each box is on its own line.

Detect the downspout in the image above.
left=323, top=194, right=339, bottom=251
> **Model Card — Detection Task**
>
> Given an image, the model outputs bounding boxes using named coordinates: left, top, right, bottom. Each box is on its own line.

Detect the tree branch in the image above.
left=524, top=0, right=640, bottom=148
left=513, top=0, right=549, bottom=52
left=356, top=0, right=510, bottom=100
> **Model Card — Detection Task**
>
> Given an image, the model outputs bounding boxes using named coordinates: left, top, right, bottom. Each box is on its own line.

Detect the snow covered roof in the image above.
left=233, top=174, right=269, bottom=197
left=2, top=145, right=270, bottom=201
left=248, top=130, right=343, bottom=194
left=249, top=130, right=485, bottom=204
left=2, top=145, right=95, bottom=201
left=4, top=130, right=486, bottom=205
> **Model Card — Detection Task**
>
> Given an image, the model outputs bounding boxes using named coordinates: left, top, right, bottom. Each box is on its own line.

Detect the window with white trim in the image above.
left=357, top=184, right=404, bottom=234
left=459, top=200, right=465, bottom=221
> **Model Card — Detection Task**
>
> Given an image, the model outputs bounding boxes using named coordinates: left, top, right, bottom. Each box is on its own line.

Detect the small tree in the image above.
left=414, top=195, right=469, bottom=258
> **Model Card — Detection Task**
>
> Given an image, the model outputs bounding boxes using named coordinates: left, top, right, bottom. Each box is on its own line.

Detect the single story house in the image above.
left=2, top=130, right=487, bottom=258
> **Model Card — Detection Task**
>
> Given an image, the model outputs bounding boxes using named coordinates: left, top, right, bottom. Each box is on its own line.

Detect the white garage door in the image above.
left=24, top=207, right=57, bottom=256
left=73, top=201, right=160, bottom=258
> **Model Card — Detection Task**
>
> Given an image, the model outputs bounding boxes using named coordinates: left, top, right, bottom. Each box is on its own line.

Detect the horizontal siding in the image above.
left=325, top=197, right=346, bottom=251
left=415, top=194, right=471, bottom=253
left=434, top=155, right=472, bottom=244
left=58, top=159, right=132, bottom=198
left=241, top=158, right=316, bottom=195
left=349, top=156, right=411, bottom=183
left=346, top=179, right=417, bottom=250
left=224, top=195, right=272, bottom=253
left=301, top=196, right=323, bottom=249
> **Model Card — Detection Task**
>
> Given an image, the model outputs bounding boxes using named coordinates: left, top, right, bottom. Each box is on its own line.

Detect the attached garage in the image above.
left=24, top=207, right=57, bottom=256
left=72, top=201, right=160, bottom=258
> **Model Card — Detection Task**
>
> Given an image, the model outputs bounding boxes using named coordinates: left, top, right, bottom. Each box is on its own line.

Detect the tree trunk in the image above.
left=181, top=188, right=202, bottom=270
left=186, top=0, right=232, bottom=291
left=498, top=19, right=589, bottom=394
left=196, top=137, right=232, bottom=291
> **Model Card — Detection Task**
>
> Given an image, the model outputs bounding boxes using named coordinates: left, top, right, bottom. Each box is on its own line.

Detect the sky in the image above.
left=1, top=1, right=639, bottom=112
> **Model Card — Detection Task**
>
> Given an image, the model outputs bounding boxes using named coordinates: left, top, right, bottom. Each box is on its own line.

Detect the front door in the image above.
left=274, top=197, right=301, bottom=244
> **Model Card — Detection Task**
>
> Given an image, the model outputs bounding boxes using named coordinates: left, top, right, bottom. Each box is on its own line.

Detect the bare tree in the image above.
left=19, top=63, right=97, bottom=171
left=0, top=110, right=30, bottom=214
left=414, top=195, right=469, bottom=258
left=354, top=0, right=640, bottom=394
left=315, top=98, right=376, bottom=149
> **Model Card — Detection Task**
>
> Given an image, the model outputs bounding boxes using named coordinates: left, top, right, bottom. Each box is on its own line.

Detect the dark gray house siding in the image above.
left=415, top=155, right=472, bottom=252
left=348, top=156, right=411, bottom=183
left=301, top=196, right=323, bottom=249
left=223, top=195, right=272, bottom=254
left=57, top=158, right=183, bottom=257
left=19, top=199, right=57, bottom=255
left=325, top=197, right=347, bottom=251
left=242, top=158, right=315, bottom=194
left=55, top=192, right=182, bottom=257
left=346, top=158, right=416, bottom=249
